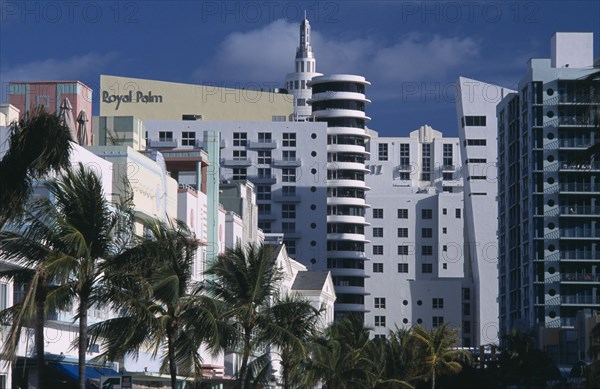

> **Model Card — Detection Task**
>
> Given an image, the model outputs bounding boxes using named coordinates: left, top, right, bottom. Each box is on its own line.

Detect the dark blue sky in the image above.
left=1, top=1, right=599, bottom=137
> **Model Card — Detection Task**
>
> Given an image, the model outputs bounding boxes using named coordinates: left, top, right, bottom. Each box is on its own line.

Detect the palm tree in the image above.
left=302, top=314, right=377, bottom=388
left=203, top=242, right=319, bottom=389
left=411, top=323, right=471, bottom=389
left=89, top=218, right=228, bottom=389
left=0, top=107, right=72, bottom=229
left=0, top=164, right=134, bottom=389
left=376, top=328, right=420, bottom=388
left=268, top=294, right=321, bottom=389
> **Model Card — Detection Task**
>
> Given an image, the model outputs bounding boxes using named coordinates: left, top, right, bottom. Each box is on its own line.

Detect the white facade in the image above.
left=364, top=126, right=472, bottom=344
left=143, top=120, right=329, bottom=267
left=455, top=78, right=515, bottom=346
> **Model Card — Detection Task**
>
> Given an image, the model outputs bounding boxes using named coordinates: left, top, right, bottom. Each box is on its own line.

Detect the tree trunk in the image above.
left=167, top=328, right=178, bottom=389
left=34, top=277, right=47, bottom=389
left=78, top=298, right=88, bottom=389
left=237, top=329, right=252, bottom=389
left=431, top=367, right=435, bottom=389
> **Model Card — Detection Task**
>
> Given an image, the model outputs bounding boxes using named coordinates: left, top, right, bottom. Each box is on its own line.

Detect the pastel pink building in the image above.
left=8, top=81, right=93, bottom=144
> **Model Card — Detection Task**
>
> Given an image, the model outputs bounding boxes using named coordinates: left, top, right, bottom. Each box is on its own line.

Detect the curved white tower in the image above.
left=309, top=75, right=372, bottom=318
left=284, top=16, right=322, bottom=121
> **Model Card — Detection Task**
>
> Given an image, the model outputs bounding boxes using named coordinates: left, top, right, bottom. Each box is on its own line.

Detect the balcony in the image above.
left=221, top=158, right=252, bottom=167
left=257, top=212, right=277, bottom=221
left=248, top=140, right=277, bottom=149
left=397, top=165, right=412, bottom=171
left=272, top=158, right=301, bottom=167
left=248, top=175, right=277, bottom=185
left=442, top=164, right=456, bottom=171
left=559, top=183, right=600, bottom=193
left=559, top=139, right=595, bottom=148
left=195, top=139, right=226, bottom=149
left=273, top=195, right=301, bottom=203
left=561, top=295, right=600, bottom=305
left=561, top=273, right=600, bottom=283
left=560, top=229, right=600, bottom=239
left=561, top=251, right=600, bottom=261
left=147, top=138, right=177, bottom=148
left=559, top=205, right=600, bottom=216
left=559, top=162, right=600, bottom=172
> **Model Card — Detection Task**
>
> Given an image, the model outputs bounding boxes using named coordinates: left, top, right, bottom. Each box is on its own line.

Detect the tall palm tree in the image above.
left=268, top=294, right=321, bottom=389
left=302, top=314, right=376, bottom=388
left=0, top=164, right=133, bottom=389
left=376, top=328, right=420, bottom=388
left=411, top=323, right=471, bottom=389
left=203, top=242, right=318, bottom=389
left=0, top=108, right=72, bottom=229
left=89, top=218, right=228, bottom=389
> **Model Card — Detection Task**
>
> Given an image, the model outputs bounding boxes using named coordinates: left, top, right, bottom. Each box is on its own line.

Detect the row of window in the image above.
left=373, top=316, right=445, bottom=327
left=373, top=208, right=461, bottom=219
left=256, top=185, right=297, bottom=200
left=373, top=297, right=445, bottom=310
left=373, top=227, right=436, bottom=238
left=257, top=204, right=297, bottom=218
left=373, top=244, right=455, bottom=256
left=232, top=150, right=298, bottom=164
left=230, top=168, right=297, bottom=181
left=372, top=262, right=435, bottom=274
left=233, top=132, right=297, bottom=147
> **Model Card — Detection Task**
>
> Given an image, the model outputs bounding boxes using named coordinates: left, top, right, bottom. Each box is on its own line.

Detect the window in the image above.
left=443, top=245, right=447, bottom=252
left=398, top=263, right=409, bottom=273
left=374, top=297, right=386, bottom=309
left=373, top=263, right=384, bottom=273
left=373, top=245, right=384, bottom=255
left=397, top=228, right=408, bottom=238
left=463, top=303, right=471, bottom=316
left=455, top=209, right=461, bottom=219
left=422, top=263, right=433, bottom=273
left=282, top=222, right=296, bottom=232
left=375, top=316, right=386, bottom=327
left=282, top=168, right=296, bottom=182
left=257, top=186, right=271, bottom=201
left=257, top=151, right=271, bottom=164
left=373, top=209, right=384, bottom=219
left=422, top=209, right=432, bottom=219
left=464, top=139, right=487, bottom=146
left=0, top=283, right=7, bottom=310
left=422, top=245, right=433, bottom=256
left=462, top=288, right=471, bottom=300
left=258, top=167, right=272, bottom=178
left=378, top=143, right=388, bottom=161
left=297, top=98, right=306, bottom=106
left=258, top=221, right=271, bottom=233
left=374, top=334, right=386, bottom=340
left=284, top=240, right=296, bottom=255
left=421, top=143, right=431, bottom=181
left=282, top=186, right=296, bottom=197
left=397, top=209, right=408, bottom=219
left=282, top=204, right=296, bottom=219
left=258, top=132, right=272, bottom=143
left=463, top=321, right=471, bottom=334
left=443, top=172, right=454, bottom=180
left=283, top=133, right=296, bottom=147
left=398, top=245, right=409, bottom=255
left=443, top=144, right=453, bottom=167
left=373, top=227, right=383, bottom=237
left=462, top=115, right=487, bottom=127
left=466, top=158, right=487, bottom=164
left=258, top=204, right=271, bottom=214
left=442, top=227, right=447, bottom=234
left=232, top=168, right=247, bottom=180
left=233, top=132, right=247, bottom=146
left=432, top=316, right=444, bottom=327
left=433, top=298, right=444, bottom=309
left=282, top=150, right=296, bottom=161
left=233, top=150, right=247, bottom=160
left=422, top=228, right=433, bottom=238
left=272, top=115, right=286, bottom=122
left=181, top=131, right=196, bottom=146
left=159, top=131, right=173, bottom=142
left=399, top=143, right=410, bottom=167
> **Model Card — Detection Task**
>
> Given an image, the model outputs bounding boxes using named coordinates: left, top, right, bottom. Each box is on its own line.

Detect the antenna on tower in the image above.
left=304, top=9, right=307, bottom=20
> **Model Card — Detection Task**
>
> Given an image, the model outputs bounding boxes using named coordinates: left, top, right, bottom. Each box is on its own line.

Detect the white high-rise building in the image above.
left=456, top=78, right=515, bottom=346
left=310, top=74, right=373, bottom=317
left=364, top=126, right=473, bottom=344
left=284, top=16, right=322, bottom=121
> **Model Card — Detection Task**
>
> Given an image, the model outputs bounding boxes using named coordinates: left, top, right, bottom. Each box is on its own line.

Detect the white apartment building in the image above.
left=142, top=120, right=330, bottom=268
left=497, top=32, right=599, bottom=364
left=456, top=78, right=515, bottom=346
left=364, top=125, right=474, bottom=345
